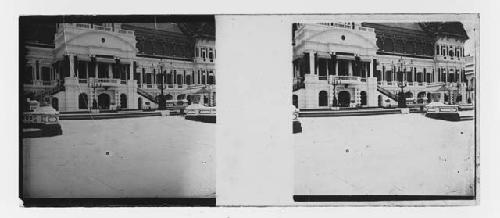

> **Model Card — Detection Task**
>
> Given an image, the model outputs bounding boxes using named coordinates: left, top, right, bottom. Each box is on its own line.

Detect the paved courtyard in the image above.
left=23, top=116, right=215, bottom=198
left=294, top=112, right=475, bottom=196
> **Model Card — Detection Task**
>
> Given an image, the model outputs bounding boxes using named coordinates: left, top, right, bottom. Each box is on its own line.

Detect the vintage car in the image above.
left=184, top=103, right=216, bottom=123
left=23, top=100, right=62, bottom=137
left=293, top=105, right=302, bottom=133
left=425, top=102, right=460, bottom=121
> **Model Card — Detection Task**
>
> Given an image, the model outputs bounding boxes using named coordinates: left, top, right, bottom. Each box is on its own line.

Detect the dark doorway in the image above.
left=138, top=97, right=142, bottom=110
left=98, top=93, right=110, bottom=109
left=378, top=95, right=383, bottom=107
left=120, top=94, right=127, bottom=109
left=360, top=91, right=367, bottom=106
left=318, top=91, right=328, bottom=107
left=338, top=91, right=351, bottom=107
left=78, top=93, right=88, bottom=109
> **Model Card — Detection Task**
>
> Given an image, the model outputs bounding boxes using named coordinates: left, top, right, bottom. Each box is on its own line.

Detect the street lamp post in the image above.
left=396, top=56, right=412, bottom=108
left=331, top=77, right=342, bottom=107
left=89, top=78, right=101, bottom=110
left=397, top=81, right=407, bottom=108
left=157, top=64, right=166, bottom=110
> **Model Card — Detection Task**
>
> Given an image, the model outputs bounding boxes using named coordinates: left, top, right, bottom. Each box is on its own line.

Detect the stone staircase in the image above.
left=137, top=88, right=158, bottom=104
left=377, top=85, right=398, bottom=102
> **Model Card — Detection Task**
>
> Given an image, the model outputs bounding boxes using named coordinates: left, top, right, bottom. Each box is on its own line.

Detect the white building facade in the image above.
left=22, top=22, right=216, bottom=112
left=292, top=22, right=470, bottom=109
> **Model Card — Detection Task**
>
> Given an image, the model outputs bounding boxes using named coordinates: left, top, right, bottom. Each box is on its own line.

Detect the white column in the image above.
left=335, top=61, right=338, bottom=76
left=95, top=62, right=99, bottom=79
left=69, top=55, right=75, bottom=77
left=309, top=52, right=315, bottom=75
left=348, top=60, right=353, bottom=76
left=129, top=61, right=134, bottom=81
left=369, top=59, right=373, bottom=77
left=108, top=64, right=113, bottom=78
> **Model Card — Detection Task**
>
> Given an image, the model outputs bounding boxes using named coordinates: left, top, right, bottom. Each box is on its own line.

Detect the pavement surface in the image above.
left=22, top=116, right=215, bottom=198
left=294, top=113, right=476, bottom=196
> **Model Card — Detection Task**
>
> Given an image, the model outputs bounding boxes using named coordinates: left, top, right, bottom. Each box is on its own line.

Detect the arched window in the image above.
left=78, top=93, right=88, bottom=109
left=318, top=91, right=328, bottom=106
left=405, top=91, right=413, bottom=99
left=177, top=94, right=185, bottom=100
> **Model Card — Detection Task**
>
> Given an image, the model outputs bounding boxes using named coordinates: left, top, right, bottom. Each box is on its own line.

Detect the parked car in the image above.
left=425, top=102, right=460, bottom=121
left=23, top=101, right=62, bottom=137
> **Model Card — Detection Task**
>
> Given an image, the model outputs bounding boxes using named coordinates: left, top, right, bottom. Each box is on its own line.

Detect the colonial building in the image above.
left=292, top=22, right=470, bottom=109
left=21, top=22, right=215, bottom=112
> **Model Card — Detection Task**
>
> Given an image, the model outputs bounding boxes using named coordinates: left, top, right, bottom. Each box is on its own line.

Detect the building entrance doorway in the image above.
left=98, top=93, right=110, bottom=109
left=318, top=91, right=328, bottom=107
left=338, top=91, right=351, bottom=107
left=138, top=97, right=142, bottom=110
left=360, top=91, right=367, bottom=106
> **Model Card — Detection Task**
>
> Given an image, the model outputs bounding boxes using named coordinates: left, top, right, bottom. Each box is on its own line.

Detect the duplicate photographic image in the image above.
left=20, top=15, right=216, bottom=206
left=292, top=17, right=477, bottom=202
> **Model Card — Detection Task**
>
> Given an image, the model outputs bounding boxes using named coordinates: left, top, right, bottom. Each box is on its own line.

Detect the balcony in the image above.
left=317, top=22, right=375, bottom=32
left=57, top=23, right=135, bottom=37
left=329, top=76, right=363, bottom=84
left=87, top=78, right=126, bottom=87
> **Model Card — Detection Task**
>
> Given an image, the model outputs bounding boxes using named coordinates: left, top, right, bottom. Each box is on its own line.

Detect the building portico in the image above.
left=292, top=23, right=379, bottom=109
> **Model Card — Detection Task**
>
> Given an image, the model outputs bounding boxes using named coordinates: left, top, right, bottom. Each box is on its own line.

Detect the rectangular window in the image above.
left=209, top=48, right=214, bottom=62
left=202, top=48, right=206, bottom=59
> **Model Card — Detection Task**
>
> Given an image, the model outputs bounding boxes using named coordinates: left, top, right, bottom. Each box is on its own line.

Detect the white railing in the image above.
left=318, top=22, right=375, bottom=32
left=331, top=76, right=362, bottom=82
left=58, top=23, right=135, bottom=36
left=87, top=78, right=123, bottom=87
